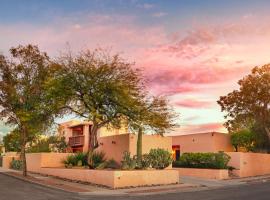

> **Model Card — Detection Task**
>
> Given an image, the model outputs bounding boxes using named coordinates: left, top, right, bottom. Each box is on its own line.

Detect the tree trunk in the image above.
left=20, top=126, right=27, bottom=176
left=88, top=124, right=99, bottom=169
left=265, top=127, right=270, bottom=144
left=136, top=127, right=143, bottom=169
left=89, top=124, right=99, bottom=152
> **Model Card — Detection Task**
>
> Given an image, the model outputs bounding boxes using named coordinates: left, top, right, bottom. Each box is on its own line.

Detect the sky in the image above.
left=1, top=0, right=270, bottom=136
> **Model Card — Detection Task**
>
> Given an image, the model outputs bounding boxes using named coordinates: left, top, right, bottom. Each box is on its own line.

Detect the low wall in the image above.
left=26, top=153, right=71, bottom=171
left=2, top=155, right=20, bottom=169
left=174, top=168, right=229, bottom=180
left=228, top=152, right=270, bottom=177
left=34, top=168, right=179, bottom=188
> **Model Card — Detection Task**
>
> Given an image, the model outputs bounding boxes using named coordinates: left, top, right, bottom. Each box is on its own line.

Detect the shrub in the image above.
left=173, top=152, right=231, bottom=169
left=121, top=151, right=136, bottom=170
left=105, top=159, right=120, bottom=169
left=140, top=154, right=151, bottom=169
left=63, top=152, right=88, bottom=167
left=10, top=159, right=22, bottom=170
left=148, top=148, right=173, bottom=169
left=88, top=151, right=106, bottom=169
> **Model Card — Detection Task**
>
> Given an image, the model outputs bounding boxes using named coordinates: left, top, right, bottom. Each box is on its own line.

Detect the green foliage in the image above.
left=230, top=129, right=255, bottom=152
left=63, top=152, right=88, bottom=167
left=140, top=154, right=151, bottom=169
left=52, top=49, right=147, bottom=151
left=27, top=136, right=67, bottom=153
left=105, top=159, right=120, bottom=169
left=0, top=45, right=66, bottom=176
left=218, top=64, right=270, bottom=149
left=87, top=151, right=106, bottom=169
left=173, top=152, right=231, bottom=169
left=148, top=148, right=173, bottom=169
left=121, top=151, right=136, bottom=170
left=10, top=159, right=23, bottom=170
left=3, top=130, right=21, bottom=152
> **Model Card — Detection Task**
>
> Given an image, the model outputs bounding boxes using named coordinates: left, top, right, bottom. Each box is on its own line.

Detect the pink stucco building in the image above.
left=171, top=132, right=233, bottom=160
left=57, top=120, right=172, bottom=163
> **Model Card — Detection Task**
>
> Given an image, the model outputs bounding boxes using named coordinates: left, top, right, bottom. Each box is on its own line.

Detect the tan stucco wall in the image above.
left=213, top=133, right=233, bottom=152
left=174, top=168, right=229, bottom=180
left=2, top=155, right=20, bottom=169
left=172, top=132, right=233, bottom=153
left=228, top=152, right=270, bottom=177
left=26, top=153, right=71, bottom=171
left=97, top=134, right=130, bottom=163
left=97, top=134, right=172, bottom=164
left=129, top=134, right=172, bottom=156
left=29, top=168, right=178, bottom=188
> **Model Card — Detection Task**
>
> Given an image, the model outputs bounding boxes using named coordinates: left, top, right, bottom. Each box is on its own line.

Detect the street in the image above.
left=0, top=173, right=270, bottom=200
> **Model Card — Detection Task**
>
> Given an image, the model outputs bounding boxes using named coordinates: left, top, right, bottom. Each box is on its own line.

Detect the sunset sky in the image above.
left=1, top=0, right=270, bottom=136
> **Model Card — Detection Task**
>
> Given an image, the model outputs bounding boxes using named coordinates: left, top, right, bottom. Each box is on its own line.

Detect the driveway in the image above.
left=0, top=172, right=270, bottom=200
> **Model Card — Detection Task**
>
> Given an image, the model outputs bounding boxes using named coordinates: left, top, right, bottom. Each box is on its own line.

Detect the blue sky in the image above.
left=1, top=0, right=270, bottom=136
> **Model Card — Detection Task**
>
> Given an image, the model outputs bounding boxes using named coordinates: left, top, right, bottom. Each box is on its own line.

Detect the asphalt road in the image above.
left=0, top=173, right=270, bottom=200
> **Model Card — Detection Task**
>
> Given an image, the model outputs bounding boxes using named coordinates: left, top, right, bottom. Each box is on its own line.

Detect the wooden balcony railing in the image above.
left=69, top=135, right=85, bottom=147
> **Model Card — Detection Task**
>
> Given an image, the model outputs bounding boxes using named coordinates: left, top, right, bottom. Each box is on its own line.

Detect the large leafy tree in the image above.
left=53, top=49, right=146, bottom=153
left=218, top=64, right=270, bottom=148
left=0, top=45, right=61, bottom=176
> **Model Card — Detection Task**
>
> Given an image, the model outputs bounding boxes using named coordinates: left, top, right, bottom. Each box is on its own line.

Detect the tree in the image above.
left=3, top=129, right=21, bottom=152
left=218, top=64, right=270, bottom=149
left=0, top=45, right=61, bottom=176
left=130, top=97, right=177, bottom=168
left=230, top=129, right=255, bottom=152
left=53, top=49, right=146, bottom=156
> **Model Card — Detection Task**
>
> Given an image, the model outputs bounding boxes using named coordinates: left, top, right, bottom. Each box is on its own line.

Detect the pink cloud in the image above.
left=170, top=122, right=226, bottom=135
left=174, top=99, right=213, bottom=108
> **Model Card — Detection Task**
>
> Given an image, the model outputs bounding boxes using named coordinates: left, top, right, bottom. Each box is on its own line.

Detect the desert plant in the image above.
left=87, top=151, right=106, bottom=169
left=105, top=159, right=120, bottom=169
left=139, top=154, right=151, bottom=169
left=148, top=148, right=173, bottom=169
left=121, top=151, right=136, bottom=170
left=10, top=159, right=23, bottom=170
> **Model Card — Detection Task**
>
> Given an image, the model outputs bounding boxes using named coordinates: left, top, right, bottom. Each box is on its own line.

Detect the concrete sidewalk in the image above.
left=0, top=167, right=199, bottom=196
left=1, top=167, right=270, bottom=196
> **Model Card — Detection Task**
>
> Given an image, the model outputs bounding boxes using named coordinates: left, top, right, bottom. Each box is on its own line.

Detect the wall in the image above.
left=172, top=132, right=232, bottom=153
left=228, top=152, right=270, bottom=177
left=97, top=134, right=130, bottom=163
left=97, top=134, right=172, bottom=164
left=30, top=168, right=178, bottom=188
left=213, top=133, right=233, bottom=152
left=174, top=168, right=229, bottom=180
left=26, top=153, right=71, bottom=171
left=2, top=155, right=20, bottom=169
left=129, top=134, right=172, bottom=156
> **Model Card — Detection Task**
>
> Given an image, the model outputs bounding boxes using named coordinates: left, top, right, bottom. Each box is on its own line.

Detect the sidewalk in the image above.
left=0, top=167, right=200, bottom=196
left=1, top=167, right=270, bottom=196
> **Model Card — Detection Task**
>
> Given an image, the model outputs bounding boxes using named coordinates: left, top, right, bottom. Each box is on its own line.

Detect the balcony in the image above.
left=69, top=135, right=85, bottom=147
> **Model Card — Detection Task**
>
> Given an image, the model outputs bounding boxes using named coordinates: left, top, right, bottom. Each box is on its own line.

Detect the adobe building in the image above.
left=57, top=120, right=172, bottom=163
left=171, top=132, right=233, bottom=160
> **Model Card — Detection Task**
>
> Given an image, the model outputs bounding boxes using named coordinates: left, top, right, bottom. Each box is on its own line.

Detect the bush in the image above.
left=88, top=151, right=106, bottom=169
left=10, top=159, right=23, bottom=170
left=148, top=148, right=173, bottom=169
left=140, top=154, right=151, bottom=169
left=63, top=152, right=88, bottom=167
left=173, top=152, right=231, bottom=169
left=105, top=159, right=120, bottom=169
left=121, top=151, right=136, bottom=170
